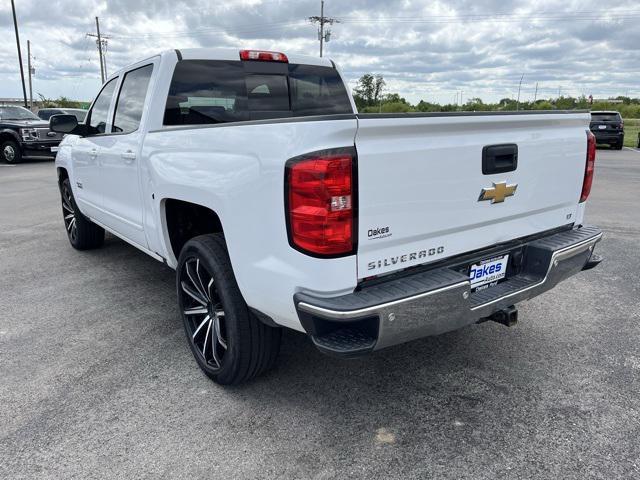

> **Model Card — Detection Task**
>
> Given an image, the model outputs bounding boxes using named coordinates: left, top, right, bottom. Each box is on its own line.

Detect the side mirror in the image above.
left=50, top=114, right=79, bottom=134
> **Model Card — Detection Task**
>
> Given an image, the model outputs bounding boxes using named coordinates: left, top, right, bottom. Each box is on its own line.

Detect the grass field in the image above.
left=624, top=119, right=640, bottom=148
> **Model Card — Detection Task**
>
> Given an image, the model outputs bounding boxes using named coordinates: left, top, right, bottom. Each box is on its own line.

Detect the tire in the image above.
left=1, top=140, right=22, bottom=164
left=614, top=141, right=623, bottom=150
left=60, top=178, right=105, bottom=250
left=177, top=234, right=281, bottom=385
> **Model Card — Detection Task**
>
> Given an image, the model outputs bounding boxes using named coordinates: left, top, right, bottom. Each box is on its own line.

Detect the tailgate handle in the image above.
left=482, top=144, right=518, bottom=175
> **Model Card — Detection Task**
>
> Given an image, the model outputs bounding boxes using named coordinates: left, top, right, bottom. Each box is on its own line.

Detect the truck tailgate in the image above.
left=355, top=112, right=590, bottom=278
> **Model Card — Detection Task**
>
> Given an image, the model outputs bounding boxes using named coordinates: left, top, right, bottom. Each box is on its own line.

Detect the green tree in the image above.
left=464, top=98, right=491, bottom=111
left=415, top=100, right=440, bottom=112
left=353, top=74, right=386, bottom=109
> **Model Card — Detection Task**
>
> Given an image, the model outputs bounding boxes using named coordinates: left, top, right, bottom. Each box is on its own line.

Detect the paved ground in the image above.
left=1, top=149, right=639, bottom=479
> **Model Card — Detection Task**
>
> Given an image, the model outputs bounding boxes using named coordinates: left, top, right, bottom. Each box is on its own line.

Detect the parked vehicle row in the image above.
left=0, top=106, right=63, bottom=163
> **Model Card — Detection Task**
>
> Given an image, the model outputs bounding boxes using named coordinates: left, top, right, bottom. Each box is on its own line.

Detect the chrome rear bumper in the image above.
left=295, top=226, right=603, bottom=356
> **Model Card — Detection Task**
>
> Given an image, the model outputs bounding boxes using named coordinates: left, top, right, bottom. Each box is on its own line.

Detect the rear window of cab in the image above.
left=163, top=60, right=353, bottom=125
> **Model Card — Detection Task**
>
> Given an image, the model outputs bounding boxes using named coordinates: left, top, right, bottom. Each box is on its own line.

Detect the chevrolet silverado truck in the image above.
left=0, top=105, right=63, bottom=163
left=51, top=48, right=603, bottom=385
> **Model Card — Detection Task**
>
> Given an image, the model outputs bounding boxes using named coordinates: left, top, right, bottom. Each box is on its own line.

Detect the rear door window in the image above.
left=163, top=60, right=352, bottom=126
left=112, top=64, right=154, bottom=134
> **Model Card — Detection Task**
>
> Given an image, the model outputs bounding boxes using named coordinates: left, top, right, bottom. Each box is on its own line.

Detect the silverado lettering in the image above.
left=368, top=246, right=445, bottom=270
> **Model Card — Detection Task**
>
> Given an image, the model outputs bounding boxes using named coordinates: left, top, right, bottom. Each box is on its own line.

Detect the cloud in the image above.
left=1, top=0, right=638, bottom=103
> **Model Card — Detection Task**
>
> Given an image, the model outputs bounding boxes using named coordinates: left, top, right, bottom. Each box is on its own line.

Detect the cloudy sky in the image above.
left=1, top=0, right=639, bottom=104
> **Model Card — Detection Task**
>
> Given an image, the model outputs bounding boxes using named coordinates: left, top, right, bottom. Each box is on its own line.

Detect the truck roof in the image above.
left=175, top=48, right=334, bottom=67
left=107, top=48, right=335, bottom=81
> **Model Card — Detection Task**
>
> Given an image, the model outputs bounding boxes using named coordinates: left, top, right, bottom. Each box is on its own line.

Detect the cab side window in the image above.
left=86, top=78, right=118, bottom=135
left=112, top=64, right=154, bottom=134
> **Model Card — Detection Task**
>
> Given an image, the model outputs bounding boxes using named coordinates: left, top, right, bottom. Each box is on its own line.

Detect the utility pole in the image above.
left=11, top=0, right=28, bottom=108
left=533, top=82, right=539, bottom=102
left=309, top=1, right=339, bottom=57
left=516, top=73, right=524, bottom=111
left=96, top=17, right=104, bottom=82
left=87, top=17, right=110, bottom=83
left=27, top=40, right=34, bottom=110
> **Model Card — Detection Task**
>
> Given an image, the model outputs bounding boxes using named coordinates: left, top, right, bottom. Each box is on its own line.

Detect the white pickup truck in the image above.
left=52, top=48, right=602, bottom=385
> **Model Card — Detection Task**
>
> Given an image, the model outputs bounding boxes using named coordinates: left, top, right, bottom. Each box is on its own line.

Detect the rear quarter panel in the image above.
left=141, top=118, right=358, bottom=331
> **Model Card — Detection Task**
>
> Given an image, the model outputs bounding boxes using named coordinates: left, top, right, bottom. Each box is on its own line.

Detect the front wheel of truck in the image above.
left=177, top=234, right=281, bottom=385
left=1, top=140, right=22, bottom=164
left=60, top=178, right=105, bottom=250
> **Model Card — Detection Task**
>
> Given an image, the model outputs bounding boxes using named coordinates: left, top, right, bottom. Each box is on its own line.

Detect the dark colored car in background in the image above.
left=0, top=106, right=63, bottom=163
left=590, top=111, right=624, bottom=150
left=37, top=108, right=88, bottom=123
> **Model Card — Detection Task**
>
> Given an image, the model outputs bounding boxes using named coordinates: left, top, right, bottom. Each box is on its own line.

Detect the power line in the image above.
left=100, top=10, right=640, bottom=45
left=340, top=11, right=640, bottom=24
left=309, top=1, right=339, bottom=57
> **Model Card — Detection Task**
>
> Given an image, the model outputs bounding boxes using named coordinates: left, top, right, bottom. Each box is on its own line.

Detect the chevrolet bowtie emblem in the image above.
left=478, top=181, right=518, bottom=204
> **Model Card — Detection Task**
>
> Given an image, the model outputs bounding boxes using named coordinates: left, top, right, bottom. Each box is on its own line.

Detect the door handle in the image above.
left=89, top=148, right=98, bottom=159
left=121, top=151, right=136, bottom=162
left=482, top=144, right=518, bottom=175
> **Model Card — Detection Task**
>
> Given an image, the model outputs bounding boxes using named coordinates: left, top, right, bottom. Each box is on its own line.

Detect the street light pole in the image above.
left=27, top=40, right=33, bottom=110
left=96, top=17, right=105, bottom=83
left=516, top=73, right=524, bottom=111
left=10, top=0, right=28, bottom=108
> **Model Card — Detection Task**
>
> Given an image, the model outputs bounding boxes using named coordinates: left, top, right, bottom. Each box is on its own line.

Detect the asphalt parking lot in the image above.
left=1, top=148, right=639, bottom=479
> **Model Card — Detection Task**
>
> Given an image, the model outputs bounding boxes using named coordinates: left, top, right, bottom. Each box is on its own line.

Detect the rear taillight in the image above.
left=286, top=150, right=356, bottom=257
left=239, top=50, right=288, bottom=63
left=581, top=130, right=596, bottom=203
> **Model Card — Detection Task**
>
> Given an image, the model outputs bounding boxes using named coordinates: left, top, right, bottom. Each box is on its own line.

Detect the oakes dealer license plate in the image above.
left=469, top=254, right=509, bottom=292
